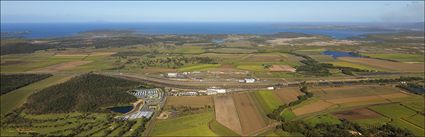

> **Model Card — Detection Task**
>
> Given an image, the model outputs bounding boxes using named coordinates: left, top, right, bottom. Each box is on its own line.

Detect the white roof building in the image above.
left=244, top=78, right=256, bottom=83
left=167, top=73, right=178, bottom=77
left=207, top=88, right=226, bottom=94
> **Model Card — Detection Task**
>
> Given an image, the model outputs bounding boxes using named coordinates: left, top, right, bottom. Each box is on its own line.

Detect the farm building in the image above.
left=130, top=88, right=163, bottom=99
left=207, top=88, right=226, bottom=94
left=124, top=110, right=154, bottom=120
left=244, top=78, right=256, bottom=83
left=177, top=92, right=198, bottom=96
left=167, top=73, right=178, bottom=77
left=206, top=90, right=218, bottom=95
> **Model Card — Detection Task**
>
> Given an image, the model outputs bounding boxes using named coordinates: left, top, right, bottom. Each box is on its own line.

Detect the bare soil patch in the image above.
left=28, top=61, right=92, bottom=73
left=269, top=65, right=296, bottom=72
left=333, top=108, right=381, bottom=120
left=165, top=96, right=213, bottom=108
left=339, top=57, right=424, bottom=72
left=214, top=95, right=243, bottom=135
left=232, top=93, right=267, bottom=135
left=274, top=87, right=303, bottom=104
left=292, top=100, right=334, bottom=116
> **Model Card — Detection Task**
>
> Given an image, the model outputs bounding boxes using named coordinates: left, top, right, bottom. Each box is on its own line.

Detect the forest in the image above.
left=278, top=120, right=414, bottom=137
left=24, top=73, right=142, bottom=114
left=0, top=74, right=52, bottom=95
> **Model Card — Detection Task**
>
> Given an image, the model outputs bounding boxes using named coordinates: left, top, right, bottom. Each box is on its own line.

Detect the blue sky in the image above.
left=1, top=1, right=424, bottom=23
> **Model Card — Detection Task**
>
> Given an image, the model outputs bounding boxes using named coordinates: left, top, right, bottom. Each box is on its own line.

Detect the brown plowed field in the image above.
left=339, top=57, right=424, bottom=72
left=333, top=108, right=381, bottom=120
left=292, top=100, right=334, bottom=116
left=214, top=96, right=243, bottom=135
left=28, top=61, right=92, bottom=73
left=165, top=96, right=213, bottom=108
left=232, top=93, right=267, bottom=135
left=274, top=87, right=303, bottom=104
left=269, top=65, right=296, bottom=72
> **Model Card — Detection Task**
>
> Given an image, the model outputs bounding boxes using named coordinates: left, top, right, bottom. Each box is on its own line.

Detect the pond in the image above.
left=109, top=106, right=133, bottom=113
left=321, top=50, right=362, bottom=58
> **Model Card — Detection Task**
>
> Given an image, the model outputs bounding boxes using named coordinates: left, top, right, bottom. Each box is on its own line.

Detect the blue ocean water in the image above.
left=1, top=22, right=385, bottom=39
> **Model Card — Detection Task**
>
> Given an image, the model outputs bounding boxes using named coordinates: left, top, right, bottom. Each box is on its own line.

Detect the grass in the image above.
left=209, top=119, right=239, bottom=136
left=177, top=64, right=221, bottom=72
left=0, top=74, right=73, bottom=115
left=364, top=53, right=424, bottom=62
left=304, top=114, right=341, bottom=126
left=150, top=111, right=217, bottom=136
left=1, top=54, right=85, bottom=73
left=251, top=90, right=282, bottom=114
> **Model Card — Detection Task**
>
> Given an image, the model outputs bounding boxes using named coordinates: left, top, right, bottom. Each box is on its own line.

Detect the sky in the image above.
left=1, top=1, right=424, bottom=23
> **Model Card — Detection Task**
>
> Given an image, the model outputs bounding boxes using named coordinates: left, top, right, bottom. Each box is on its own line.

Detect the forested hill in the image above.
left=24, top=73, right=141, bottom=114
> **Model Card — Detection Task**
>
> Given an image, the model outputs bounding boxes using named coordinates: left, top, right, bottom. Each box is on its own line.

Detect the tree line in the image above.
left=1, top=74, right=52, bottom=95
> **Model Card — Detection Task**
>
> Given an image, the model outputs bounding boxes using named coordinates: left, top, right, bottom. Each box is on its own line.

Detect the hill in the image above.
left=24, top=73, right=140, bottom=114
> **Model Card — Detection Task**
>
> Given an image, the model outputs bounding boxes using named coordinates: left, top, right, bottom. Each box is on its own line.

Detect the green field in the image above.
left=177, top=64, right=221, bottom=72
left=251, top=90, right=282, bottom=114
left=364, top=53, right=425, bottom=62
left=352, top=116, right=391, bottom=127
left=0, top=74, right=73, bottom=115
left=209, top=120, right=239, bottom=136
left=304, top=114, right=341, bottom=126
left=0, top=54, right=85, bottom=73
left=369, top=103, right=424, bottom=136
left=150, top=111, right=217, bottom=136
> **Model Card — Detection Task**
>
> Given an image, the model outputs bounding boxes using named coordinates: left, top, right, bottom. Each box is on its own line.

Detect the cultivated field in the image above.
left=150, top=111, right=217, bottom=136
left=269, top=65, right=296, bottom=72
left=333, top=108, right=382, bottom=120
left=339, top=57, right=425, bottom=72
left=273, top=87, right=303, bottom=104
left=213, top=95, right=242, bottom=135
left=232, top=93, right=268, bottom=135
left=165, top=96, right=214, bottom=109
left=292, top=85, right=412, bottom=116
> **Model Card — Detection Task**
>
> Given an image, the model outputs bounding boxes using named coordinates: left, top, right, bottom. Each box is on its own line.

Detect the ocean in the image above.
left=1, top=22, right=388, bottom=39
